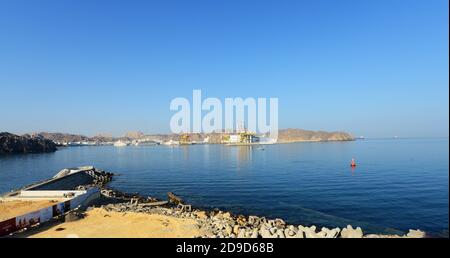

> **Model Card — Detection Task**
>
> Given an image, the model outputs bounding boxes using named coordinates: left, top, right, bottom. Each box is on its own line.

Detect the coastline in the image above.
left=6, top=182, right=425, bottom=239
left=18, top=197, right=425, bottom=238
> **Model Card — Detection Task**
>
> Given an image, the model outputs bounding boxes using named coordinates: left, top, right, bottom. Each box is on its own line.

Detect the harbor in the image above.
left=0, top=138, right=448, bottom=237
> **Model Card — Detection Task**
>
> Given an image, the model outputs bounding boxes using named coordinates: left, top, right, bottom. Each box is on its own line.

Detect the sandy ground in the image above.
left=0, top=200, right=59, bottom=221
left=28, top=208, right=205, bottom=238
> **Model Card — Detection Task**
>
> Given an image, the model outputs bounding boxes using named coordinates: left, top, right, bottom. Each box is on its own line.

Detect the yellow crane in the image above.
left=180, top=133, right=191, bottom=145
left=239, top=131, right=256, bottom=143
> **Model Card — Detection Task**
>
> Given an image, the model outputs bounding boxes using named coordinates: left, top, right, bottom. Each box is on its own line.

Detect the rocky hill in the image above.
left=32, top=132, right=91, bottom=143
left=277, top=129, right=353, bottom=142
left=33, top=132, right=136, bottom=143
left=0, top=132, right=57, bottom=154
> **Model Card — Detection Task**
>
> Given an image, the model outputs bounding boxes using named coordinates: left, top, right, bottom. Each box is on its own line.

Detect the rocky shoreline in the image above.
left=97, top=200, right=425, bottom=238
left=8, top=168, right=426, bottom=238
left=93, top=179, right=425, bottom=238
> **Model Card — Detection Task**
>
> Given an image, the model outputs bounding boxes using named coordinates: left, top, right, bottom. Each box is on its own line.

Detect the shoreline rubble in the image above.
left=96, top=190, right=426, bottom=238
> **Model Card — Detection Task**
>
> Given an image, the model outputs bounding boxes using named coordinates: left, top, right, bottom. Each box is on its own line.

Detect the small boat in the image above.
left=162, top=140, right=179, bottom=146
left=113, top=141, right=128, bottom=147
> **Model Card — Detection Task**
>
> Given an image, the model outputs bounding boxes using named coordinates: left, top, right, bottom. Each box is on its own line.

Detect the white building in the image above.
left=229, top=134, right=240, bottom=143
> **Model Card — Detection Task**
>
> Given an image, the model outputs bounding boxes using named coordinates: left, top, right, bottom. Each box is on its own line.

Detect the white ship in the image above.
left=162, top=140, right=179, bottom=146
left=113, top=141, right=128, bottom=147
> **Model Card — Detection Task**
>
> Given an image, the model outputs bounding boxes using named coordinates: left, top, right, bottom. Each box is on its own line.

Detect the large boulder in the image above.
left=406, top=229, right=426, bottom=238
left=340, top=225, right=363, bottom=238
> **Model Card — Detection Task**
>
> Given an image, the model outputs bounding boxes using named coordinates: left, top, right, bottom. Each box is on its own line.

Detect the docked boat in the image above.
left=113, top=141, right=128, bottom=147
left=162, top=140, right=179, bottom=146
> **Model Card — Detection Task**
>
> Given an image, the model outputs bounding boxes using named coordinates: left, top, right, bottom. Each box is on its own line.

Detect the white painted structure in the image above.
left=229, top=134, right=240, bottom=143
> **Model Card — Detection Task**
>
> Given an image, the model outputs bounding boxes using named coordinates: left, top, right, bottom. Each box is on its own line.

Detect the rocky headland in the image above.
left=0, top=132, right=57, bottom=154
left=277, top=129, right=354, bottom=143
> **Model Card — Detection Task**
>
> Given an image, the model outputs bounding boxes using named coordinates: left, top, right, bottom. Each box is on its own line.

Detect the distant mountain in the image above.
left=32, top=129, right=354, bottom=144
left=0, top=132, right=57, bottom=154
left=33, top=132, right=150, bottom=143
left=33, top=132, right=91, bottom=143
left=277, top=129, right=354, bottom=142
left=124, top=131, right=144, bottom=139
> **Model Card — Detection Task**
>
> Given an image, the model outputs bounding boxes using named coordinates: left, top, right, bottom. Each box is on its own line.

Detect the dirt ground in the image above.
left=0, top=200, right=60, bottom=221
left=28, top=208, right=205, bottom=238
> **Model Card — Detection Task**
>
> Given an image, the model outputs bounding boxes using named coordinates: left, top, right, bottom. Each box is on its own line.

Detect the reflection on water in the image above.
left=235, top=146, right=252, bottom=168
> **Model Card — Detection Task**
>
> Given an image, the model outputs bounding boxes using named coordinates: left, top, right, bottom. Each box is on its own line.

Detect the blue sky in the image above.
left=0, top=0, right=448, bottom=137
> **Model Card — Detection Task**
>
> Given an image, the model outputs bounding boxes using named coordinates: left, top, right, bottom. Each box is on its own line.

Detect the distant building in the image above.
left=229, top=134, right=240, bottom=143
left=222, top=133, right=259, bottom=144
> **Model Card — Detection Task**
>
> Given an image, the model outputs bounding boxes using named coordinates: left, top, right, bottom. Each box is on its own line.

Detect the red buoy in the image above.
left=350, top=158, right=356, bottom=167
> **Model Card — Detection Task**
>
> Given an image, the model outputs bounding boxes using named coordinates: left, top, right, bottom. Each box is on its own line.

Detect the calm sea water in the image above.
left=0, top=138, right=448, bottom=236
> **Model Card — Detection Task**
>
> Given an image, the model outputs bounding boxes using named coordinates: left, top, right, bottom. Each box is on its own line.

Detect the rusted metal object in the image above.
left=167, top=192, right=183, bottom=204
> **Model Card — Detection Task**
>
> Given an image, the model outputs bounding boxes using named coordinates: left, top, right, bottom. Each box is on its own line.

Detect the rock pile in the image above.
left=89, top=169, right=114, bottom=186
left=197, top=211, right=351, bottom=238
left=100, top=188, right=158, bottom=202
